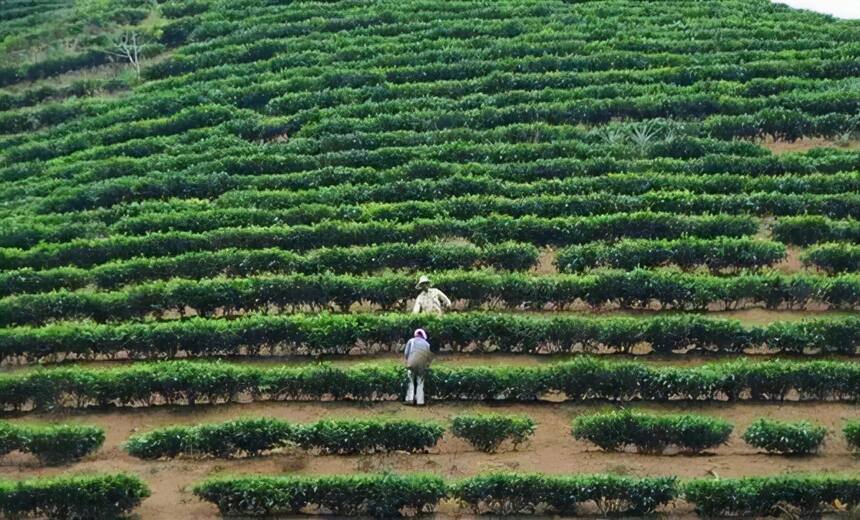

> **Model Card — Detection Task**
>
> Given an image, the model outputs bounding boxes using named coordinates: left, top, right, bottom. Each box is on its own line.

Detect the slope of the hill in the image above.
left=2, top=1, right=860, bottom=518
left=0, top=0, right=859, bottom=356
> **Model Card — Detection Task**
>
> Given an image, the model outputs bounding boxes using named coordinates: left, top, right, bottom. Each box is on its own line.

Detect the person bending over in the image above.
left=404, top=328, right=434, bottom=406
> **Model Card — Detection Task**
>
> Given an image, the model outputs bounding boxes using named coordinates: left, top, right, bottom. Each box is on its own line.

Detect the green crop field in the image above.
left=1, top=0, right=860, bottom=517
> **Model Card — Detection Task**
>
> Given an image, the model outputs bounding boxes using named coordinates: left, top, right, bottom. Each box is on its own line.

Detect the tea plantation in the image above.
left=1, top=0, right=860, bottom=517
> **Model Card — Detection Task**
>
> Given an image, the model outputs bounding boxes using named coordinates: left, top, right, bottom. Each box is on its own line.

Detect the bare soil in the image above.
left=2, top=401, right=857, bottom=519
left=762, top=137, right=860, bottom=154
left=532, top=248, right=557, bottom=274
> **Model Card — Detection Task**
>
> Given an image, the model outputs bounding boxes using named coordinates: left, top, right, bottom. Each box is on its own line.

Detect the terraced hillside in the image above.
left=1, top=0, right=860, bottom=518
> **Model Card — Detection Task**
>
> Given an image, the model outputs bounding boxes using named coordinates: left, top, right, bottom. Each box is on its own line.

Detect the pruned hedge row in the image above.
left=8, top=169, right=860, bottom=231
left=6, top=270, right=860, bottom=329
left=4, top=311, right=860, bottom=363
left=93, top=192, right=860, bottom=236
left=0, top=243, right=538, bottom=297
left=571, top=410, right=732, bottom=453
left=194, top=473, right=447, bottom=518
left=683, top=475, right=860, bottom=517
left=0, top=473, right=149, bottom=520
left=803, top=242, right=860, bottom=273
left=0, top=421, right=104, bottom=465
left=5, top=191, right=859, bottom=246
left=11, top=148, right=860, bottom=217
left=2, top=358, right=860, bottom=412
left=450, top=414, right=536, bottom=453
left=0, top=212, right=757, bottom=270
left=451, top=473, right=678, bottom=516
left=556, top=237, right=785, bottom=272
left=741, top=418, right=827, bottom=455
left=124, top=417, right=444, bottom=459
left=192, top=472, right=860, bottom=518
left=773, top=216, right=860, bottom=245
left=845, top=421, right=860, bottom=451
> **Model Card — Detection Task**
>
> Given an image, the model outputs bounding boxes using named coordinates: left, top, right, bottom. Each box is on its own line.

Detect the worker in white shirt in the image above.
left=411, top=275, right=452, bottom=315
left=404, top=328, right=434, bottom=405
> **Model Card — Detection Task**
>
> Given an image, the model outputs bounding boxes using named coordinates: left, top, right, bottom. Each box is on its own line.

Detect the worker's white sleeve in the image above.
left=438, top=290, right=452, bottom=308
left=412, top=298, right=421, bottom=314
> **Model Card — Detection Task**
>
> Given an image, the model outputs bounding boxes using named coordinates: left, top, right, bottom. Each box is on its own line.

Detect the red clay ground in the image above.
left=0, top=401, right=857, bottom=518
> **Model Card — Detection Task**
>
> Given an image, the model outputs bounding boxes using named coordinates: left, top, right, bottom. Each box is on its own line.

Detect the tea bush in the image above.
left=0, top=473, right=149, bottom=519
left=125, top=417, right=444, bottom=458
left=2, top=357, right=858, bottom=412
left=3, top=311, right=859, bottom=362
left=193, top=473, right=446, bottom=517
left=0, top=421, right=104, bottom=465
left=803, top=242, right=860, bottom=273
left=741, top=418, right=827, bottom=455
left=556, top=237, right=785, bottom=272
left=452, top=473, right=678, bottom=515
left=844, top=421, right=860, bottom=450
left=450, top=413, right=536, bottom=452
left=571, top=410, right=732, bottom=453
left=683, top=475, right=860, bottom=516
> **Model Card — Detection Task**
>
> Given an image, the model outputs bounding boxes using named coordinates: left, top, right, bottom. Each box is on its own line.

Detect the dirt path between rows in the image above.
left=1, top=401, right=857, bottom=519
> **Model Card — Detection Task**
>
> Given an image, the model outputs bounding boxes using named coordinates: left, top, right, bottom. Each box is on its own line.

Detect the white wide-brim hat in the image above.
left=416, top=275, right=430, bottom=288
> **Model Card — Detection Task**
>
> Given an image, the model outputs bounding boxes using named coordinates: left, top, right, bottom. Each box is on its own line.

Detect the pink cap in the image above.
left=414, top=328, right=427, bottom=340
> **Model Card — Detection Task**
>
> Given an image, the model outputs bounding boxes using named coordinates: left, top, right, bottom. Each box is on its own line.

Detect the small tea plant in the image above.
left=742, top=418, right=827, bottom=455
left=572, top=409, right=732, bottom=453
left=450, top=413, right=536, bottom=453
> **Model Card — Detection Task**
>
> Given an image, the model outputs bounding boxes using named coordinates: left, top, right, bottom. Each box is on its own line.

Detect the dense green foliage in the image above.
left=194, top=472, right=860, bottom=517
left=193, top=474, right=447, bottom=517
left=3, top=311, right=860, bottom=363
left=0, top=473, right=149, bottom=520
left=571, top=410, right=732, bottom=453
left=4, top=0, right=860, bottom=515
left=125, top=417, right=445, bottom=458
left=452, top=473, right=678, bottom=516
left=556, top=237, right=785, bottom=272
left=844, top=421, right=860, bottom=450
left=10, top=269, right=860, bottom=329
left=0, top=421, right=104, bottom=465
left=683, top=475, right=860, bottom=516
left=450, top=413, right=535, bottom=452
left=741, top=418, right=827, bottom=454
left=803, top=242, right=860, bottom=273
left=2, top=357, right=860, bottom=412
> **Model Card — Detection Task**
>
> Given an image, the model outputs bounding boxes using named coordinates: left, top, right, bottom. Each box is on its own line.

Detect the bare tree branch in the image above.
left=103, top=31, right=146, bottom=78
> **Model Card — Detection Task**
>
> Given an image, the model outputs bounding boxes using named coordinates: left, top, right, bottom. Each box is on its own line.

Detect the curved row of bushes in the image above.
left=4, top=270, right=860, bottom=330
left=6, top=190, right=860, bottom=246
left=10, top=170, right=860, bottom=230
left=0, top=212, right=757, bottom=270
left=7, top=138, right=859, bottom=210
left=0, top=243, right=540, bottom=297
left=125, top=417, right=445, bottom=459
left=5, top=312, right=860, bottom=362
left=803, top=242, right=860, bottom=273
left=773, top=215, right=860, bottom=245
left=126, top=414, right=535, bottom=458
left=11, top=158, right=860, bottom=217
left=0, top=473, right=149, bottom=519
left=556, top=237, right=786, bottom=272
left=193, top=472, right=860, bottom=517
left=0, top=421, right=104, bottom=465
left=5, top=190, right=854, bottom=248
left=2, top=358, right=859, bottom=412
left=572, top=410, right=833, bottom=455
left=128, top=411, right=849, bottom=459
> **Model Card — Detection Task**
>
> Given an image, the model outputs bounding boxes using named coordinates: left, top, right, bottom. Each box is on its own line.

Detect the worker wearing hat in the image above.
left=411, top=275, right=452, bottom=315
left=404, top=328, right=433, bottom=405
